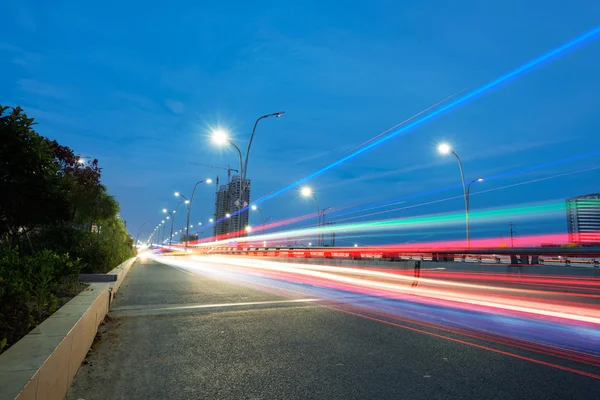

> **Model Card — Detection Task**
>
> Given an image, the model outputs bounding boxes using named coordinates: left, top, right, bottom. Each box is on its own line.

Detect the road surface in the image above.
left=67, top=256, right=600, bottom=399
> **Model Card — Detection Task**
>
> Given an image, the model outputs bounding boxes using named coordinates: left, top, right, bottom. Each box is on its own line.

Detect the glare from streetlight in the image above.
left=161, top=220, right=165, bottom=224
left=438, top=143, right=451, bottom=155
left=245, top=226, right=252, bottom=233
left=166, top=216, right=169, bottom=220
left=206, top=178, right=213, bottom=184
left=77, top=158, right=85, bottom=165
left=251, top=205, right=258, bottom=211
left=354, top=243, right=358, bottom=247
left=209, top=218, right=214, bottom=223
left=162, top=208, right=167, bottom=213
left=190, top=225, right=193, bottom=228
left=225, top=213, right=231, bottom=218
left=174, top=192, right=180, bottom=197
left=212, top=129, right=229, bottom=145
left=301, top=187, right=312, bottom=197
left=308, top=242, right=312, bottom=246
left=184, top=200, right=190, bottom=204
left=477, top=177, right=484, bottom=182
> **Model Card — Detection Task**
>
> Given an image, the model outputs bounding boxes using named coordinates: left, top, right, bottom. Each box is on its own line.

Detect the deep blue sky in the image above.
left=2, top=1, right=600, bottom=245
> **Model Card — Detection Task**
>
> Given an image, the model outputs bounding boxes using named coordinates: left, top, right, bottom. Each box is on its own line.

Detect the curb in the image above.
left=0, top=257, right=137, bottom=400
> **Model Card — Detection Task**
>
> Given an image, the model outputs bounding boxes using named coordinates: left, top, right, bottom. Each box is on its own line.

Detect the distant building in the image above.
left=213, top=184, right=230, bottom=237
left=566, top=193, right=600, bottom=245
left=213, top=175, right=251, bottom=238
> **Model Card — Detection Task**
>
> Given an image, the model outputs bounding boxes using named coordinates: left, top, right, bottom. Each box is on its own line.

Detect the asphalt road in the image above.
left=67, top=257, right=600, bottom=400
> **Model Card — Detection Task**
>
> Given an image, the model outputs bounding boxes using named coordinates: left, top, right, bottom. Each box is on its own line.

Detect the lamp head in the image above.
left=206, top=178, right=213, bottom=184
left=438, top=143, right=451, bottom=155
left=251, top=205, right=258, bottom=211
left=212, top=130, right=228, bottom=145
left=301, top=187, right=313, bottom=197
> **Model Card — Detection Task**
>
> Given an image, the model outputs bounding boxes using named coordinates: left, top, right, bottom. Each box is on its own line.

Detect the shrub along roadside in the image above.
left=31, top=220, right=135, bottom=274
left=0, top=247, right=85, bottom=354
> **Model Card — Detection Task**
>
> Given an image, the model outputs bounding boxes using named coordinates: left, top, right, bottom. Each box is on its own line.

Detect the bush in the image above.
left=0, top=246, right=83, bottom=353
left=31, top=223, right=135, bottom=274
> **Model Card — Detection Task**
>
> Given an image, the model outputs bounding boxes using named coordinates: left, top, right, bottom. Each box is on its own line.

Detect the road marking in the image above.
left=168, top=265, right=195, bottom=276
left=111, top=298, right=323, bottom=317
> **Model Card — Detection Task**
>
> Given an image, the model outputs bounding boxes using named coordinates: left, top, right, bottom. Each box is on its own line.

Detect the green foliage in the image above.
left=0, top=247, right=83, bottom=353
left=32, top=222, right=134, bottom=274
left=0, top=104, right=134, bottom=353
left=0, top=106, right=70, bottom=241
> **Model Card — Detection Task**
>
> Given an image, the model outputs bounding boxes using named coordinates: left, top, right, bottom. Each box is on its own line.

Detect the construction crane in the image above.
left=189, top=163, right=239, bottom=184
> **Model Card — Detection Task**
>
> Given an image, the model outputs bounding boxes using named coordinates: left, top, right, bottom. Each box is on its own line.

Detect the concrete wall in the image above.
left=0, top=257, right=136, bottom=400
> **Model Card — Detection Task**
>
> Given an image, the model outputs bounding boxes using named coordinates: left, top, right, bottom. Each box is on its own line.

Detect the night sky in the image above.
left=2, top=1, right=600, bottom=245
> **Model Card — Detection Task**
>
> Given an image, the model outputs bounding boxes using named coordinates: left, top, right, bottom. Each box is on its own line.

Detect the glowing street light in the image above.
left=209, top=218, right=214, bottom=223
left=245, top=225, right=252, bottom=233
left=225, top=213, right=231, bottom=218
left=300, top=187, right=321, bottom=246
left=251, top=204, right=258, bottom=211
left=437, top=142, right=451, bottom=155
left=211, top=129, right=244, bottom=235
left=212, top=129, right=229, bottom=145
left=354, top=243, right=358, bottom=247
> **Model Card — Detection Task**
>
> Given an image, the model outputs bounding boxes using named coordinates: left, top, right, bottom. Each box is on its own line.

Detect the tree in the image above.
left=0, top=106, right=70, bottom=245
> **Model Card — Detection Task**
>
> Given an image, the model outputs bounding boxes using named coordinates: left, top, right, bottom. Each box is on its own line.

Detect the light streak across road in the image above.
left=152, top=254, right=600, bottom=379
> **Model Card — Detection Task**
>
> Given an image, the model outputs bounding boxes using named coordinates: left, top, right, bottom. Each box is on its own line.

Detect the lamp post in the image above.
left=466, top=177, right=483, bottom=244
left=212, top=130, right=245, bottom=236
left=162, top=209, right=175, bottom=248
left=251, top=205, right=266, bottom=235
left=243, top=111, right=285, bottom=180
left=184, top=179, right=212, bottom=249
left=438, top=143, right=470, bottom=248
left=135, top=222, right=150, bottom=246
left=319, top=207, right=331, bottom=247
left=301, top=187, right=321, bottom=246
left=171, top=197, right=188, bottom=246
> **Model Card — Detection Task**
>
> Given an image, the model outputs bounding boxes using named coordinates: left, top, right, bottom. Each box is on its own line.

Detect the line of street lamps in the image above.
left=141, top=120, right=479, bottom=250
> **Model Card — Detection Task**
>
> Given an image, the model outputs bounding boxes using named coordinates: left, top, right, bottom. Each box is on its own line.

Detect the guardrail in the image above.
left=176, top=246, right=600, bottom=267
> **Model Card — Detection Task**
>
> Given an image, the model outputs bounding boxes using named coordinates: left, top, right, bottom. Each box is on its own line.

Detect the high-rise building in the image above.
left=213, top=175, right=251, bottom=238
left=213, top=184, right=229, bottom=237
left=566, top=193, right=600, bottom=245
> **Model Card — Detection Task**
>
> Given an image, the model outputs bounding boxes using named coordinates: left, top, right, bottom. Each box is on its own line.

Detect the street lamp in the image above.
left=438, top=143, right=469, bottom=247
left=163, top=209, right=175, bottom=248
left=77, top=156, right=91, bottom=165
left=466, top=177, right=484, bottom=242
left=243, top=111, right=285, bottom=180
left=301, top=186, right=321, bottom=246
left=212, top=129, right=244, bottom=236
left=135, top=222, right=151, bottom=246
left=209, top=218, right=214, bottom=223
left=185, top=179, right=212, bottom=249
left=251, top=204, right=267, bottom=235
left=245, top=225, right=252, bottom=233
